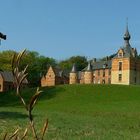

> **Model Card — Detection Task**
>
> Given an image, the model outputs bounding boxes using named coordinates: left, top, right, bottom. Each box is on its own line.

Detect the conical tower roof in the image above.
left=86, top=61, right=92, bottom=71
left=71, top=63, right=77, bottom=73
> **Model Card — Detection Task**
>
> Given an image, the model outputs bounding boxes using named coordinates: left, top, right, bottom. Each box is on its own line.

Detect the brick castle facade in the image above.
left=41, top=25, right=140, bottom=86
left=70, top=25, right=140, bottom=85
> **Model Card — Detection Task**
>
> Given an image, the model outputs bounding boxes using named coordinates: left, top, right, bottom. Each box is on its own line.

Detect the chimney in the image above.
left=93, top=58, right=96, bottom=63
left=106, top=56, right=109, bottom=61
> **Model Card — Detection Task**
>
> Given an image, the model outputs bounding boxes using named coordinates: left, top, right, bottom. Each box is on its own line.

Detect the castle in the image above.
left=70, top=25, right=140, bottom=85
left=41, top=25, right=140, bottom=87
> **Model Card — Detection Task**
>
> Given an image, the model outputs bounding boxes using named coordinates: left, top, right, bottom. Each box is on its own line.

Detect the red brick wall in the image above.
left=94, top=69, right=111, bottom=84
left=41, top=67, right=55, bottom=87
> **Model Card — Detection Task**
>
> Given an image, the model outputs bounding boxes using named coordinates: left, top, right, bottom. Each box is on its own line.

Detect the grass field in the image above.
left=1, top=84, right=140, bottom=139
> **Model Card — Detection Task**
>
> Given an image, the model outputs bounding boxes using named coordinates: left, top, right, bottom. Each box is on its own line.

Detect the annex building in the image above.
left=70, top=26, right=140, bottom=85
left=0, top=71, right=28, bottom=92
left=41, top=66, right=69, bottom=87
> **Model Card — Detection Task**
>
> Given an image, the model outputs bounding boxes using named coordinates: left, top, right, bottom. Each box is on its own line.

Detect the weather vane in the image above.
left=0, top=32, right=6, bottom=45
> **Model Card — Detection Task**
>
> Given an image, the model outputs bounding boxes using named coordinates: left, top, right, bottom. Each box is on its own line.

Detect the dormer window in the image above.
left=118, top=52, right=123, bottom=57
left=118, top=49, right=124, bottom=58
left=103, top=64, right=106, bottom=69
left=103, top=63, right=107, bottom=69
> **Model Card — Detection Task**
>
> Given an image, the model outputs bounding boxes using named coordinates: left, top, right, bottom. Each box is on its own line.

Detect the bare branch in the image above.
left=9, top=49, right=48, bottom=140
left=9, top=129, right=19, bottom=139
left=21, top=128, right=28, bottom=140
left=28, top=88, right=42, bottom=111
left=41, top=119, right=48, bottom=140
left=3, top=133, right=8, bottom=140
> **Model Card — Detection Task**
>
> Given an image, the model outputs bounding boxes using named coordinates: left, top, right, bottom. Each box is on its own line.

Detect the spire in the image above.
left=71, top=63, right=76, bottom=73
left=86, top=61, right=92, bottom=71
left=123, top=19, right=131, bottom=41
left=123, top=19, right=131, bottom=49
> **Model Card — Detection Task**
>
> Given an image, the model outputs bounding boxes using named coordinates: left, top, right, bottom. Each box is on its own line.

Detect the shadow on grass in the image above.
left=0, top=86, right=65, bottom=107
left=0, top=90, right=19, bottom=107
left=0, top=111, right=28, bottom=119
left=40, top=86, right=66, bottom=100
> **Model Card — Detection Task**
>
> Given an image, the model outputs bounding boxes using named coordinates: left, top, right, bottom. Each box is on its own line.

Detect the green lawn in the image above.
left=1, top=84, right=140, bottom=139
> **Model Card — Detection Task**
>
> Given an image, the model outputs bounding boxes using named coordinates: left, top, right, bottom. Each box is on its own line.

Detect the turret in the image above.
left=84, top=61, right=93, bottom=84
left=123, top=24, right=131, bottom=47
left=69, top=64, right=78, bottom=84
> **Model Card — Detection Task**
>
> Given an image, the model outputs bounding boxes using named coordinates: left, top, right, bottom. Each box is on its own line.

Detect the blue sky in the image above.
left=0, top=0, right=140, bottom=60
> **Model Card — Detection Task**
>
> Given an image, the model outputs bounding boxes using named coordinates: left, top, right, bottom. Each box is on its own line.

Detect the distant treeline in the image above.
left=1, top=50, right=136, bottom=86
left=0, top=50, right=88, bottom=86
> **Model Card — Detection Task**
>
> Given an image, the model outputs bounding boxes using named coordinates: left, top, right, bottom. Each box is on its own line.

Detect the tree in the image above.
left=0, top=50, right=56, bottom=86
left=58, top=56, right=88, bottom=71
left=0, top=50, right=16, bottom=70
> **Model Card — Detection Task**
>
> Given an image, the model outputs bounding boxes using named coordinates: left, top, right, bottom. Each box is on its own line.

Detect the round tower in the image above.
left=69, top=64, right=78, bottom=84
left=84, top=61, right=93, bottom=84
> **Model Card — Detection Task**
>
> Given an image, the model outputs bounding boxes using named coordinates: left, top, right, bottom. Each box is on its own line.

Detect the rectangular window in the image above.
left=102, top=79, right=105, bottom=84
left=119, top=62, right=122, bottom=71
left=108, top=69, right=111, bottom=75
left=118, top=74, right=122, bottom=81
left=103, top=70, right=105, bottom=77
left=98, top=70, right=100, bottom=76
left=134, top=63, right=136, bottom=71
left=93, top=77, right=95, bottom=84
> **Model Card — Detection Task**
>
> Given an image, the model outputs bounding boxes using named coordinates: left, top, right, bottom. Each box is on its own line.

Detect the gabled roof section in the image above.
left=113, top=24, right=138, bottom=58
left=0, top=71, right=28, bottom=83
left=50, top=66, right=70, bottom=78
left=0, top=71, right=14, bottom=82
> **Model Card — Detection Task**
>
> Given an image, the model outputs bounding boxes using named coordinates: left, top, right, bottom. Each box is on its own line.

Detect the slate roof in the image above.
left=87, top=61, right=92, bottom=71
left=0, top=71, right=28, bottom=83
left=81, top=60, right=112, bottom=72
left=113, top=45, right=136, bottom=58
left=113, top=25, right=136, bottom=58
left=122, top=46, right=133, bottom=57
